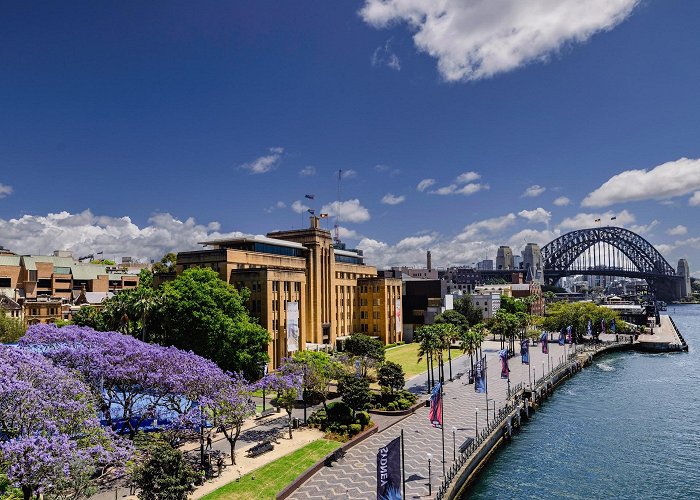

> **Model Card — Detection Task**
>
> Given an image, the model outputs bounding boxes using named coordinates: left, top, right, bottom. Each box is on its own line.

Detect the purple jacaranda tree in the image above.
left=0, top=346, right=130, bottom=500
left=19, top=324, right=231, bottom=439
left=205, top=373, right=256, bottom=465
left=256, top=363, right=302, bottom=439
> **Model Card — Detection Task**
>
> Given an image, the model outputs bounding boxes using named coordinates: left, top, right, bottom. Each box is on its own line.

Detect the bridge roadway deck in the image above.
left=289, top=340, right=569, bottom=500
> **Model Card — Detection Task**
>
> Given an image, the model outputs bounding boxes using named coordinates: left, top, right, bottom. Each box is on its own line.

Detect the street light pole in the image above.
left=427, top=454, right=432, bottom=496
left=452, top=427, right=457, bottom=461
left=475, top=408, right=479, bottom=436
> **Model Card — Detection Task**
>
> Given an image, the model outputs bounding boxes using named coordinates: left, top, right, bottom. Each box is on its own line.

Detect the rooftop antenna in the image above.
left=334, top=169, right=342, bottom=245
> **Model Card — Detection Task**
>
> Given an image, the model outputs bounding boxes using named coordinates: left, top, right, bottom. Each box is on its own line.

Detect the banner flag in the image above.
left=520, top=339, right=529, bottom=364
left=540, top=332, right=548, bottom=354
left=474, top=360, right=486, bottom=393
left=558, top=328, right=566, bottom=346
left=566, top=325, right=573, bottom=345
left=499, top=349, right=510, bottom=379
left=377, top=437, right=402, bottom=500
left=286, top=302, right=299, bottom=352
left=395, top=299, right=402, bottom=335
left=429, top=383, right=443, bottom=427
left=587, top=320, right=592, bottom=337
left=610, top=319, right=616, bottom=333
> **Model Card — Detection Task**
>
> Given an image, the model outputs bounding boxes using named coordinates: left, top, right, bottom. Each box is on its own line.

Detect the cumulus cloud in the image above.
left=320, top=199, right=370, bottom=223
left=557, top=210, right=635, bottom=231
left=240, top=147, right=284, bottom=174
left=429, top=183, right=488, bottom=196
left=0, top=183, right=12, bottom=198
left=0, top=210, right=243, bottom=262
left=381, top=193, right=406, bottom=205
left=553, top=196, right=571, bottom=206
left=291, top=200, right=310, bottom=214
left=417, top=178, right=436, bottom=192
left=360, top=0, right=639, bottom=81
left=507, top=228, right=560, bottom=253
left=689, top=191, right=700, bottom=207
left=264, top=201, right=287, bottom=213
left=518, top=208, right=552, bottom=224
left=371, top=39, right=401, bottom=71
left=522, top=185, right=546, bottom=198
left=456, top=213, right=517, bottom=241
left=299, top=166, right=316, bottom=177
left=667, top=225, right=688, bottom=236
left=341, top=169, right=358, bottom=179
left=455, top=171, right=480, bottom=183
left=582, top=157, right=700, bottom=207
left=337, top=226, right=362, bottom=240
left=628, top=220, right=658, bottom=236
left=375, top=164, right=401, bottom=176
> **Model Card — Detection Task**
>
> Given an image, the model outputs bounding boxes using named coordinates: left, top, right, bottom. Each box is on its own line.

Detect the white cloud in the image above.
left=0, top=183, right=12, bottom=198
left=0, top=210, right=243, bottom=262
left=360, top=0, right=639, bottom=82
left=299, top=166, right=316, bottom=177
left=518, top=208, right=552, bottom=224
left=375, top=164, right=401, bottom=176
left=456, top=213, right=517, bottom=241
left=455, top=171, right=480, bottom=183
left=582, top=157, right=700, bottom=207
left=371, top=39, right=401, bottom=71
left=291, top=200, right=310, bottom=214
left=417, top=178, right=436, bottom=192
left=507, top=228, right=560, bottom=253
left=320, top=199, right=370, bottom=223
left=522, top=185, right=546, bottom=198
left=341, top=169, right=358, bottom=179
left=381, top=193, right=406, bottom=205
left=430, top=183, right=488, bottom=196
left=654, top=243, right=675, bottom=255
left=264, top=201, right=287, bottom=213
left=553, top=196, right=571, bottom=206
left=689, top=191, right=700, bottom=207
left=337, top=226, right=362, bottom=240
left=667, top=225, right=688, bottom=236
left=557, top=210, right=635, bottom=231
left=240, top=147, right=284, bottom=174
left=628, top=220, right=658, bottom=236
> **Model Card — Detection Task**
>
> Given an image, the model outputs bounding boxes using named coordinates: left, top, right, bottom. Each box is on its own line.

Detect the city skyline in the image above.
left=2, top=1, right=700, bottom=273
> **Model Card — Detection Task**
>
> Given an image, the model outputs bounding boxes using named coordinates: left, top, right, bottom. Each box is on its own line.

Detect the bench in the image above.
left=324, top=448, right=346, bottom=466
left=458, top=437, right=474, bottom=454
left=256, top=408, right=277, bottom=419
left=247, top=440, right=274, bottom=458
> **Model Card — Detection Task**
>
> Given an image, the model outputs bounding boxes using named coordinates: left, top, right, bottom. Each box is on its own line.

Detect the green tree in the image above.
left=138, top=268, right=154, bottom=289
left=291, top=351, right=343, bottom=411
left=453, top=296, right=483, bottom=326
left=377, top=361, right=405, bottom=394
left=90, top=259, right=116, bottom=266
left=345, top=333, right=385, bottom=377
left=132, top=442, right=199, bottom=500
left=338, top=375, right=371, bottom=415
left=499, top=295, right=527, bottom=314
left=415, top=325, right=441, bottom=389
left=152, top=252, right=177, bottom=274
left=152, top=268, right=270, bottom=379
left=0, top=311, right=25, bottom=343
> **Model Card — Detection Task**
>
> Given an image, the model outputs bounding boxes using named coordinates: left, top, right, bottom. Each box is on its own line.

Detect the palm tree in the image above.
left=415, top=325, right=439, bottom=390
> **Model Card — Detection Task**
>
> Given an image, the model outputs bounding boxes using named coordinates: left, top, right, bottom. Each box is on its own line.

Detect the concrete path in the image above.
left=289, top=340, right=569, bottom=500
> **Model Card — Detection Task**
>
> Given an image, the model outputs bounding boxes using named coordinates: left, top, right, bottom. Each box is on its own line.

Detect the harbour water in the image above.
left=468, top=304, right=700, bottom=499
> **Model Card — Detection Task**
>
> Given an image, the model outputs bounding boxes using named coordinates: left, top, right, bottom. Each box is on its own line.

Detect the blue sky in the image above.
left=2, top=0, right=700, bottom=274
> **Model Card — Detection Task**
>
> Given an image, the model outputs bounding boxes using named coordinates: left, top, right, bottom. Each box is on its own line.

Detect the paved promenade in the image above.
left=289, top=339, right=569, bottom=500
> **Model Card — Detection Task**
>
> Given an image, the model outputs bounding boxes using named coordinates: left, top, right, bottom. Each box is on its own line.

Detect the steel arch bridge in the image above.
left=541, top=226, right=683, bottom=300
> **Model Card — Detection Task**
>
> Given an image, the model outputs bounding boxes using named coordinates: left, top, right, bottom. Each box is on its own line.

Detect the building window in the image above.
left=0, top=277, right=11, bottom=287
left=373, top=311, right=380, bottom=320
left=272, top=281, right=279, bottom=292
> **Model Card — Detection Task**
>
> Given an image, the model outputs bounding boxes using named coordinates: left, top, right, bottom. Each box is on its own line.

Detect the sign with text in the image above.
left=286, top=301, right=299, bottom=352
left=377, top=436, right=402, bottom=500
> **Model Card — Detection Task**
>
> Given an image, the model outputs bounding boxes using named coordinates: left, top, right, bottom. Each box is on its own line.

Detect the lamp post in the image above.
left=427, top=453, right=432, bottom=496
left=452, top=427, right=457, bottom=461
left=475, top=408, right=478, bottom=436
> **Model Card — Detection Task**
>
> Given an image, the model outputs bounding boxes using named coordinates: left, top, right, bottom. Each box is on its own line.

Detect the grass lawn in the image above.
left=200, top=439, right=341, bottom=500
left=385, top=343, right=454, bottom=379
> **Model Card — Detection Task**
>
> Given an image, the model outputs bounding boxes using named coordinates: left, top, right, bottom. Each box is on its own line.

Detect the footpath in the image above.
left=288, top=339, right=569, bottom=500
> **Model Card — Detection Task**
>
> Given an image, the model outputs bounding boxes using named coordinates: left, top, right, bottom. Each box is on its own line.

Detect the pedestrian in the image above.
left=206, top=434, right=212, bottom=450
left=217, top=456, right=224, bottom=477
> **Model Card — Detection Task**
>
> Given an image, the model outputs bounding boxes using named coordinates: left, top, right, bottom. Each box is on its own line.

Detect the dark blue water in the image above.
left=468, top=304, right=700, bottom=500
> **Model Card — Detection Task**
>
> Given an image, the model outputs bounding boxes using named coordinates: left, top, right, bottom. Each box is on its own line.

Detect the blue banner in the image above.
left=540, top=332, right=548, bottom=354
left=520, top=339, right=529, bottom=364
left=429, top=383, right=442, bottom=428
left=566, top=325, right=573, bottom=344
left=499, top=349, right=510, bottom=379
left=474, top=360, right=486, bottom=393
left=377, top=436, right=402, bottom=500
left=610, top=319, right=616, bottom=333
left=587, top=320, right=592, bottom=337
left=558, top=328, right=566, bottom=346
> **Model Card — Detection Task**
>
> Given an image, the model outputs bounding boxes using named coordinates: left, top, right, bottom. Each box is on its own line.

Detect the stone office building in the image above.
left=175, top=217, right=402, bottom=369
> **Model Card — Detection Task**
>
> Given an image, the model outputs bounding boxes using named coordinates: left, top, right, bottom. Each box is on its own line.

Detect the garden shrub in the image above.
left=349, top=423, right=362, bottom=436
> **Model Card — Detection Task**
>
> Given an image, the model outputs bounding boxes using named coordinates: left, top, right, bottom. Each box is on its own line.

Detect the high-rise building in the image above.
left=521, top=243, right=544, bottom=283
left=476, top=259, right=493, bottom=270
left=496, top=246, right=514, bottom=270
left=175, top=217, right=402, bottom=369
left=677, top=259, right=691, bottom=298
